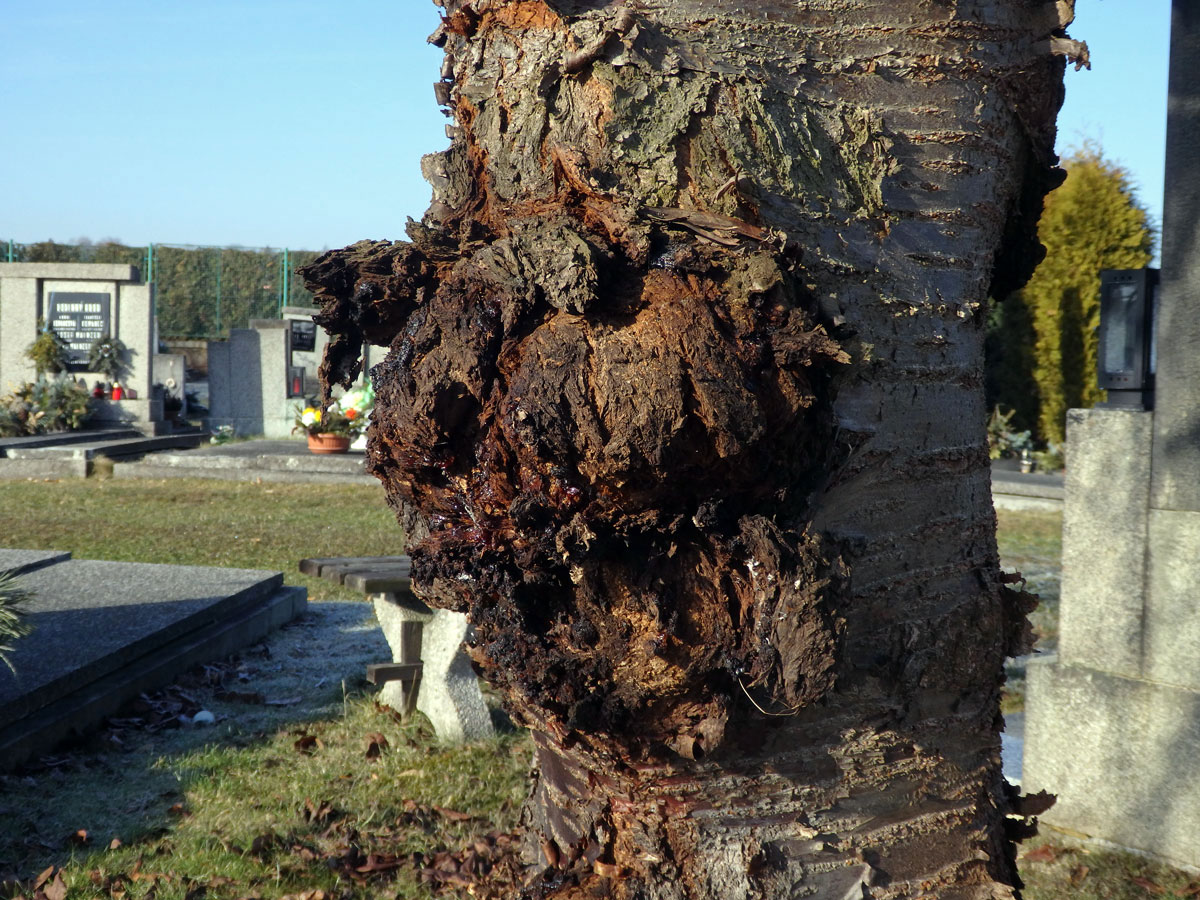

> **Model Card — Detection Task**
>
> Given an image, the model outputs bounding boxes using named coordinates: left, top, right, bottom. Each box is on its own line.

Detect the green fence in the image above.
left=3, top=239, right=323, bottom=340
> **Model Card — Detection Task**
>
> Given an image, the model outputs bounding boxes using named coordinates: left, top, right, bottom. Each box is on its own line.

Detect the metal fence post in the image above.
left=280, top=248, right=290, bottom=314
left=215, top=250, right=222, bottom=336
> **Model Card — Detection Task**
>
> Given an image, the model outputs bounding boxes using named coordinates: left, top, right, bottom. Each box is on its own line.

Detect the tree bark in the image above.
left=302, top=1, right=1072, bottom=896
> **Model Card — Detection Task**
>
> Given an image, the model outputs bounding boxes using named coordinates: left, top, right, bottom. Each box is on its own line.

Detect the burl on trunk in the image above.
left=303, top=2, right=1075, bottom=897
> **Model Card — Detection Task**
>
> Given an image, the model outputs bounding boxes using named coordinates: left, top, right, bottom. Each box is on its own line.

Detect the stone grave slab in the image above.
left=0, top=549, right=72, bottom=577
left=0, top=553, right=307, bottom=768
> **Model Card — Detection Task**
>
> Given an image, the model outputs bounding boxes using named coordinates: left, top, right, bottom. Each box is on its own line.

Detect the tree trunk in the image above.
left=303, top=1, right=1075, bottom=896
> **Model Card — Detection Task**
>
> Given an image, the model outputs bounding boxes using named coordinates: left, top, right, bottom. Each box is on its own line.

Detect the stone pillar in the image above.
left=1023, top=2, right=1200, bottom=869
left=0, top=276, right=39, bottom=388
left=1150, top=1, right=1200, bottom=512
left=1025, top=408, right=1200, bottom=867
left=247, top=320, right=293, bottom=438
left=1054, top=409, right=1152, bottom=680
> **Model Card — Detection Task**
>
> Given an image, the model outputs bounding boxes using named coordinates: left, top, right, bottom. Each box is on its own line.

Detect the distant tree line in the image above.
left=4, top=239, right=323, bottom=339
left=986, top=145, right=1156, bottom=446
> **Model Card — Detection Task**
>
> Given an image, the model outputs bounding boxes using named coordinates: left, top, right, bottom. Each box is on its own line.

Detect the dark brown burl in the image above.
left=303, top=209, right=849, bottom=758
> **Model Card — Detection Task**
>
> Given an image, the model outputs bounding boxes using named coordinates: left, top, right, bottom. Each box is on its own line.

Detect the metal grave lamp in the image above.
left=1098, top=267, right=1158, bottom=410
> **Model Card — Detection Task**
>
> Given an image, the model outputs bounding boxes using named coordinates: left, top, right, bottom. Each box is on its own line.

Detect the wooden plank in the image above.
left=344, top=571, right=413, bottom=594
left=399, top=621, right=422, bottom=664
left=365, top=662, right=423, bottom=685
left=297, top=558, right=326, bottom=577
left=297, top=556, right=411, bottom=583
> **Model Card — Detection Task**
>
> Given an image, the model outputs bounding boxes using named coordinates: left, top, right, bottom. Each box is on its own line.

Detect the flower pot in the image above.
left=307, top=433, right=351, bottom=455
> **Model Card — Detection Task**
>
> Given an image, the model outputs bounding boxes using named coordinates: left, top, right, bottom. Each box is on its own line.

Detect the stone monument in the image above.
left=206, top=306, right=376, bottom=439
left=1022, top=3, right=1200, bottom=868
left=0, top=263, right=165, bottom=433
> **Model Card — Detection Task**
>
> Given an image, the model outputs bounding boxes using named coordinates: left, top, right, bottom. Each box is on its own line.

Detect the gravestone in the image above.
left=283, top=306, right=326, bottom=398
left=1022, top=5, right=1200, bottom=869
left=206, top=322, right=285, bottom=437
left=0, top=263, right=165, bottom=434
left=206, top=307, right=376, bottom=439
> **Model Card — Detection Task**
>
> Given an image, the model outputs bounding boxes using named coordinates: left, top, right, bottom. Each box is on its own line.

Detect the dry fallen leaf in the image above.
left=302, top=798, right=336, bottom=824
left=1132, top=876, right=1167, bottom=895
left=355, top=855, right=402, bottom=874
left=279, top=890, right=325, bottom=900
left=364, top=733, right=389, bottom=760
left=66, top=829, right=89, bottom=846
left=248, top=833, right=278, bottom=857
left=293, top=734, right=320, bottom=754
left=42, top=872, right=67, bottom=900
left=1021, top=844, right=1061, bottom=864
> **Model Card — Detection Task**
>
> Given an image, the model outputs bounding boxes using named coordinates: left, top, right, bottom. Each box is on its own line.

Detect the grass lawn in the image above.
left=0, top=476, right=529, bottom=899
left=0, top=478, right=406, bottom=604
left=994, top=507, right=1063, bottom=715
left=995, top=507, right=1063, bottom=653
left=0, top=480, right=1184, bottom=899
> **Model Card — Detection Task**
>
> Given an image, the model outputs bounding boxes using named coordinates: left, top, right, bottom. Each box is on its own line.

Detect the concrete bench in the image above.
left=298, top=555, right=493, bottom=743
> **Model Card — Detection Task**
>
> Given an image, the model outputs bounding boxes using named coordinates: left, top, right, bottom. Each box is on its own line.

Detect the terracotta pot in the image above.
left=307, top=432, right=351, bottom=455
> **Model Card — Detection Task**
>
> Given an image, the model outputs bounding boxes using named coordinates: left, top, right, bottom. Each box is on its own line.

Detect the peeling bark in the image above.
left=303, top=1, right=1070, bottom=896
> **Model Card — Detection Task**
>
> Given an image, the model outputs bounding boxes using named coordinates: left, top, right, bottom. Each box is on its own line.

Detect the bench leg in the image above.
left=370, top=593, right=494, bottom=742
left=415, top=608, right=495, bottom=743
left=366, top=625, right=423, bottom=717
left=371, top=595, right=430, bottom=720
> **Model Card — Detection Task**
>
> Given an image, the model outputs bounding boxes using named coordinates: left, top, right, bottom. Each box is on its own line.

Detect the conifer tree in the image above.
left=1022, top=146, right=1154, bottom=443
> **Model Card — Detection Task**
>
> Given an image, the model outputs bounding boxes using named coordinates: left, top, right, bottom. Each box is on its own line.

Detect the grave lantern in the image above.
left=288, top=365, right=306, bottom=398
left=1098, top=267, right=1158, bottom=410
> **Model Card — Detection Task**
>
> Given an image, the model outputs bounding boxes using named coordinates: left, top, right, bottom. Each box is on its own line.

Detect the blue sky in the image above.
left=0, top=1, right=1170, bottom=253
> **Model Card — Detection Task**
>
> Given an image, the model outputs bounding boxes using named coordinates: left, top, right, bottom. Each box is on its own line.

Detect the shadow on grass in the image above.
left=0, top=601, right=390, bottom=881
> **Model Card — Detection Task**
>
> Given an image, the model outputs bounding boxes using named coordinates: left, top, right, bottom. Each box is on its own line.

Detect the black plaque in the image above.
left=47, top=292, right=112, bottom=367
left=290, top=319, right=317, bottom=352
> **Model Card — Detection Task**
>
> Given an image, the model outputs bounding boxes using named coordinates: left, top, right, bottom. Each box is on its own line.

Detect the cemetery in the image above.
left=0, top=227, right=1189, bottom=899
left=0, top=199, right=1192, bottom=900
left=4, top=6, right=1199, bottom=900
left=0, top=261, right=380, bottom=478
left=0, top=472, right=1134, bottom=898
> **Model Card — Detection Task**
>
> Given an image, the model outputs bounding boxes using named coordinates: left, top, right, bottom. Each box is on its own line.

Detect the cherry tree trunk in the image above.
left=303, top=1, right=1077, bottom=896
